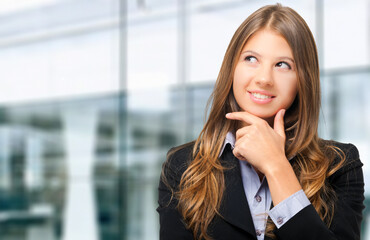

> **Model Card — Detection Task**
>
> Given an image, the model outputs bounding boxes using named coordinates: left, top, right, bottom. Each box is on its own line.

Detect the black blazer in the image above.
left=157, top=141, right=365, bottom=240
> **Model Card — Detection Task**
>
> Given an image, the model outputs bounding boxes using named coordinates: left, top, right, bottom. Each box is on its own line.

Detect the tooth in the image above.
left=252, top=92, right=271, bottom=99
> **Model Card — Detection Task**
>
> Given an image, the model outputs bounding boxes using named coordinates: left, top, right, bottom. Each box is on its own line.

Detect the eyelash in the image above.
left=276, top=61, right=291, bottom=70
left=244, top=56, right=292, bottom=70
left=245, top=56, right=257, bottom=63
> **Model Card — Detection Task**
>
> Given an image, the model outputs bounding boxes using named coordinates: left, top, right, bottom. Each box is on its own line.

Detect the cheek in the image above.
left=282, top=79, right=298, bottom=105
left=232, top=69, right=242, bottom=94
left=233, top=65, right=252, bottom=91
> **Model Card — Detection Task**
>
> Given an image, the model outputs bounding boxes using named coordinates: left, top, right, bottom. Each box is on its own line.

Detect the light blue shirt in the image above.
left=220, top=132, right=311, bottom=240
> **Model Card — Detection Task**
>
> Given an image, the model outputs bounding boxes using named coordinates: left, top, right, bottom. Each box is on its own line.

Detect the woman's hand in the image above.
left=226, top=109, right=302, bottom=205
left=225, top=109, right=287, bottom=175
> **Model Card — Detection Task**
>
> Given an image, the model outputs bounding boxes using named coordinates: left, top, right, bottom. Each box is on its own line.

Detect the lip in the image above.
left=248, top=90, right=275, bottom=104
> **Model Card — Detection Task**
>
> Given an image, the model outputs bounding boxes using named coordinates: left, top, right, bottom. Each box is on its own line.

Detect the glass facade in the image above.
left=0, top=0, right=369, bottom=239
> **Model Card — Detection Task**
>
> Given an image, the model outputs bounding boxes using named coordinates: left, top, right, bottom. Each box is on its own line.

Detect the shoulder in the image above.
left=321, top=139, right=363, bottom=179
left=162, top=142, right=195, bottom=182
left=158, top=142, right=195, bottom=210
left=167, top=142, right=195, bottom=168
left=322, top=140, right=361, bottom=163
left=168, top=142, right=195, bottom=161
left=324, top=140, right=359, bottom=155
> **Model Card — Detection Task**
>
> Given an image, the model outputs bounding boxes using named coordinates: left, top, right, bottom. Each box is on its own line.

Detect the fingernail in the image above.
left=225, top=113, right=231, bottom=118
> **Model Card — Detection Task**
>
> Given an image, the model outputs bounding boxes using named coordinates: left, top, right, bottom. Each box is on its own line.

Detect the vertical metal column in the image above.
left=315, top=0, right=333, bottom=138
left=368, top=0, right=370, bottom=66
left=315, top=0, right=324, bottom=69
left=328, top=76, right=339, bottom=139
left=177, top=0, right=191, bottom=142
left=316, top=0, right=339, bottom=139
left=62, top=107, right=99, bottom=240
left=118, top=0, right=127, bottom=239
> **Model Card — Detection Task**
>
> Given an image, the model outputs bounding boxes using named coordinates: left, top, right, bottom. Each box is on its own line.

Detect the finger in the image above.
left=225, top=111, right=261, bottom=124
left=233, top=148, right=247, bottom=161
left=234, top=133, right=252, bottom=152
left=235, top=126, right=252, bottom=140
left=273, top=109, right=286, bottom=139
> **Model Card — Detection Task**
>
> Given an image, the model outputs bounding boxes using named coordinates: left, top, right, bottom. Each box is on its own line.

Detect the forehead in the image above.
left=241, top=29, right=294, bottom=58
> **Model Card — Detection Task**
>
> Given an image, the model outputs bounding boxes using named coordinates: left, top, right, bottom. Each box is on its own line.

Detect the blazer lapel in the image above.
left=219, top=145, right=257, bottom=238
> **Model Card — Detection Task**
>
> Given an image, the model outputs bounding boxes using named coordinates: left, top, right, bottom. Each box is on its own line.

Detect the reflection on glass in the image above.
left=0, top=96, right=121, bottom=240
left=0, top=107, right=66, bottom=240
left=0, top=0, right=369, bottom=240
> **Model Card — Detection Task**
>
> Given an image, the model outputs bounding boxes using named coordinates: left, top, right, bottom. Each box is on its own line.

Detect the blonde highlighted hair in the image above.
left=165, top=4, right=345, bottom=239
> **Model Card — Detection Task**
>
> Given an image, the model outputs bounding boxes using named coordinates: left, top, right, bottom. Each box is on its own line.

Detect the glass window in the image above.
left=189, top=0, right=317, bottom=83
left=323, top=0, right=370, bottom=69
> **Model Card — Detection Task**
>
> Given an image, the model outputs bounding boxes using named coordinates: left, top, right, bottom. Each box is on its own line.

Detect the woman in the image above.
left=157, top=4, right=364, bottom=240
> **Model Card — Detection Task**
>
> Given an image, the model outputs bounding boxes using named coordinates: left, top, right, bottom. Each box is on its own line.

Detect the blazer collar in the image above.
left=219, top=144, right=257, bottom=238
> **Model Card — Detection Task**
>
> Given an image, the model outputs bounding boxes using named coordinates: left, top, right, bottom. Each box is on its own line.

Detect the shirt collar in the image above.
left=219, top=131, right=235, bottom=157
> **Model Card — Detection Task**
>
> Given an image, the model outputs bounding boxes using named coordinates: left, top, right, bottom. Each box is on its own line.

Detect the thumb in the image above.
left=274, top=109, right=286, bottom=139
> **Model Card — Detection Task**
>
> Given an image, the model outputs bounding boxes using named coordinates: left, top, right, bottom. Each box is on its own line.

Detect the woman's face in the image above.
left=233, top=29, right=298, bottom=125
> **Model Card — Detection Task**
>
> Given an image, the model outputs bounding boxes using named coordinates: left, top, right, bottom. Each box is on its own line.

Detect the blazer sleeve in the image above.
left=157, top=147, right=194, bottom=240
left=274, top=143, right=365, bottom=240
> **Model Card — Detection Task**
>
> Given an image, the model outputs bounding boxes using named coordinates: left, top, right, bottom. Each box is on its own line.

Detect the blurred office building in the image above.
left=0, top=0, right=369, bottom=239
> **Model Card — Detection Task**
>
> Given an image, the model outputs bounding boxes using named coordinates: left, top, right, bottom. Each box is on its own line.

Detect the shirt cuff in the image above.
left=268, top=189, right=311, bottom=229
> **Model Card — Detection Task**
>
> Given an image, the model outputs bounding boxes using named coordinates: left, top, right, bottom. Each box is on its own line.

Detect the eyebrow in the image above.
left=241, top=50, right=295, bottom=63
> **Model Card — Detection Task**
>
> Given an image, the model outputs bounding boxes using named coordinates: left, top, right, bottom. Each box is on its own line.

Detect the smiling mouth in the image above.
left=250, top=92, right=275, bottom=99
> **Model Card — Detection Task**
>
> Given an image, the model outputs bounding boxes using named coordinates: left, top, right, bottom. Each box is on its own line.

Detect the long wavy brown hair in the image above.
left=166, top=4, right=345, bottom=239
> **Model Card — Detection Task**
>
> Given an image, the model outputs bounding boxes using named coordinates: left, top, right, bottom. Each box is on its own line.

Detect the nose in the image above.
left=255, top=66, right=273, bottom=86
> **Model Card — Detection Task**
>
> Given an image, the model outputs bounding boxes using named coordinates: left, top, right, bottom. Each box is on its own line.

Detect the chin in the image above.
left=239, top=105, right=279, bottom=119
left=247, top=110, right=276, bottom=119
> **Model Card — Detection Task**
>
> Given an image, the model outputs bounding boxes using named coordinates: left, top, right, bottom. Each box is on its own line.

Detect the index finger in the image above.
left=225, top=111, right=261, bottom=124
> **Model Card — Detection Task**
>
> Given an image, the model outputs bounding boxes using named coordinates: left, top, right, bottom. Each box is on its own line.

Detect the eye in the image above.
left=276, top=61, right=291, bottom=69
left=244, top=56, right=258, bottom=63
